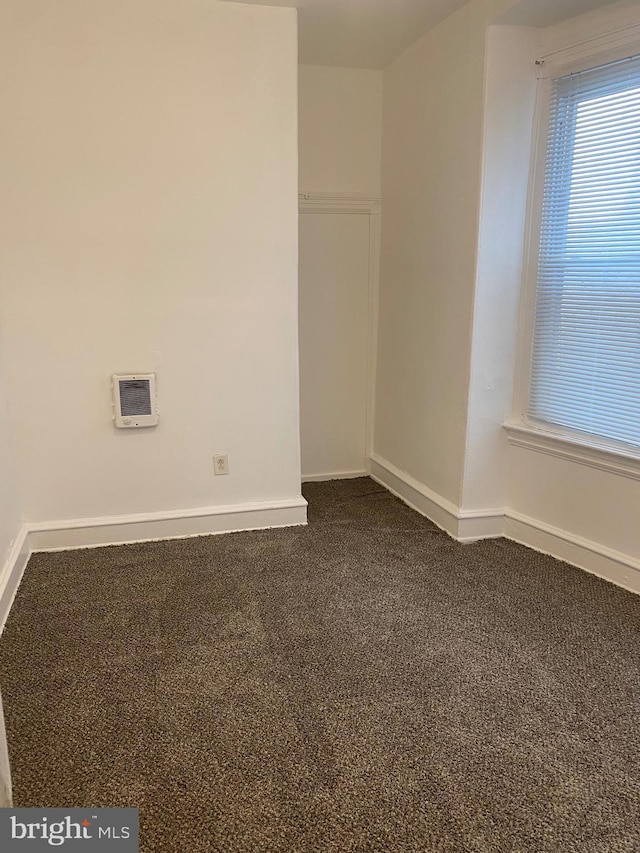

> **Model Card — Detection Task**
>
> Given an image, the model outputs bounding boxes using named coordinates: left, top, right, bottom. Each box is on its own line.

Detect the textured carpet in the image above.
left=0, top=478, right=639, bottom=852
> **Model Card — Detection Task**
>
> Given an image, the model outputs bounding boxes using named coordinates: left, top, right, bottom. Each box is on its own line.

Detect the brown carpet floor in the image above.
left=0, top=477, right=639, bottom=852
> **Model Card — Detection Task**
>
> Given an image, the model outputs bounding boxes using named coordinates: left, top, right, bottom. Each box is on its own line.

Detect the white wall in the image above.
left=298, top=65, right=382, bottom=195
left=460, top=25, right=539, bottom=512
left=454, top=0, right=640, bottom=586
left=298, top=65, right=382, bottom=479
left=374, top=1, right=488, bottom=505
left=507, top=451, right=640, bottom=562
left=501, top=2, right=640, bottom=584
left=0, top=0, right=302, bottom=524
left=372, top=0, right=639, bottom=589
left=0, top=326, right=21, bottom=569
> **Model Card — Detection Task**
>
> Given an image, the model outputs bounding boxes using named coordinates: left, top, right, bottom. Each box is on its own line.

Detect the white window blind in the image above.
left=530, top=53, right=640, bottom=450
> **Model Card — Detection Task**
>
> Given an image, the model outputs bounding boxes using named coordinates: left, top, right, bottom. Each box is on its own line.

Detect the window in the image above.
left=528, top=53, right=640, bottom=452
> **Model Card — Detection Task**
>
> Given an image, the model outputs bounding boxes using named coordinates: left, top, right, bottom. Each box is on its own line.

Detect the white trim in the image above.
left=504, top=510, right=640, bottom=596
left=457, top=508, right=505, bottom=542
left=369, top=454, right=460, bottom=537
left=298, top=191, right=381, bottom=478
left=539, top=5, right=640, bottom=74
left=1, top=476, right=638, bottom=645
left=0, top=498, right=307, bottom=632
left=511, top=65, right=551, bottom=420
left=0, top=525, right=31, bottom=634
left=365, top=205, right=381, bottom=463
left=539, top=28, right=640, bottom=77
left=504, top=422, right=640, bottom=480
left=298, top=192, right=381, bottom=215
left=369, top=454, right=503, bottom=542
left=28, top=498, right=308, bottom=552
left=302, top=470, right=367, bottom=483
left=369, top=453, right=639, bottom=593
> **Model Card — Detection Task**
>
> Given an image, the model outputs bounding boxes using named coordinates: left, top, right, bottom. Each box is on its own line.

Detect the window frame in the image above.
left=507, top=37, right=640, bottom=478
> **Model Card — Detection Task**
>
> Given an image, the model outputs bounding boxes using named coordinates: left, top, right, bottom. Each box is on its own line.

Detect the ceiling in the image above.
left=222, top=0, right=631, bottom=68
left=222, top=0, right=472, bottom=69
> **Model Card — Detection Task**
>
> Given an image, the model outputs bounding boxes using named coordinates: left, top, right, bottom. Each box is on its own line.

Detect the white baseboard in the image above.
left=369, top=452, right=639, bottom=595
left=504, top=511, right=640, bottom=596
left=369, top=453, right=503, bottom=541
left=457, top=508, right=505, bottom=542
left=369, top=454, right=461, bottom=537
left=0, top=525, right=31, bottom=634
left=0, top=498, right=308, bottom=633
left=29, top=497, right=308, bottom=552
left=302, top=470, right=367, bottom=483
left=1, top=467, right=637, bottom=641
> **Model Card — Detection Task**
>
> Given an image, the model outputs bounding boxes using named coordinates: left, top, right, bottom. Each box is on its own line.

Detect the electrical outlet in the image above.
left=213, top=454, right=229, bottom=476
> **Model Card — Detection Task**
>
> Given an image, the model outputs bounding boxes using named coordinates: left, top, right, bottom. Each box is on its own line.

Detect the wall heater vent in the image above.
left=112, top=373, right=158, bottom=428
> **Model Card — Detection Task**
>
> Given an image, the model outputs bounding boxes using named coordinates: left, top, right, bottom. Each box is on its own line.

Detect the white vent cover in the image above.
left=112, top=374, right=158, bottom=428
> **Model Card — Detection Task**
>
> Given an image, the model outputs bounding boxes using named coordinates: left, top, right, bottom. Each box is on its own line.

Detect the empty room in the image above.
left=0, top=0, right=639, bottom=850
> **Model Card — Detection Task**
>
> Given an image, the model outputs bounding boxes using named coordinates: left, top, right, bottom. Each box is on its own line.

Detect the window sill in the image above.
left=503, top=421, right=640, bottom=481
